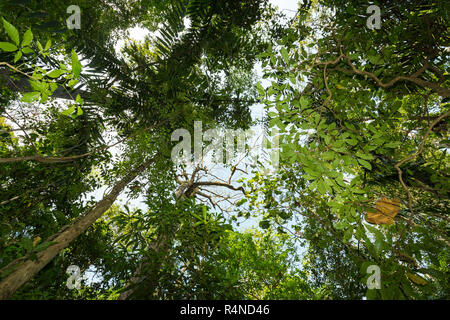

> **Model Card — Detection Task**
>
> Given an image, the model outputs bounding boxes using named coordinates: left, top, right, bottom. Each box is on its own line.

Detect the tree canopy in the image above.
left=0, top=0, right=448, bottom=301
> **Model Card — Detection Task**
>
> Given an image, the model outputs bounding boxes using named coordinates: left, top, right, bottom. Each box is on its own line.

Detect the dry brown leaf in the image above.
left=365, top=197, right=401, bottom=225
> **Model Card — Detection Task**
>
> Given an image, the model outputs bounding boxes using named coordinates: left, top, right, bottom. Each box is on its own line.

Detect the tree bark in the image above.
left=0, top=156, right=156, bottom=300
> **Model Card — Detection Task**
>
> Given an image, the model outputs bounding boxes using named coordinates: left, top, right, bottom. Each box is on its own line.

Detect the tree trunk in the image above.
left=0, top=156, right=156, bottom=300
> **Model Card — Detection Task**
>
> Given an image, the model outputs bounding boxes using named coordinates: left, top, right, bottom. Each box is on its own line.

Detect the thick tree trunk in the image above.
left=0, top=156, right=155, bottom=300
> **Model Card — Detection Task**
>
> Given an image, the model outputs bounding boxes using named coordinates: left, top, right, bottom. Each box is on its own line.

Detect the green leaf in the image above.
left=256, top=82, right=265, bottom=96
left=349, top=53, right=359, bottom=60
left=360, top=261, right=375, bottom=274
left=21, top=29, right=33, bottom=47
left=40, top=93, right=48, bottom=103
left=67, top=79, right=78, bottom=88
left=71, top=50, right=82, bottom=77
left=335, top=177, right=347, bottom=188
left=77, top=106, right=83, bottom=116
left=346, top=138, right=358, bottom=146
left=75, top=94, right=84, bottom=105
left=365, top=224, right=384, bottom=243
left=2, top=18, right=19, bottom=46
left=289, top=75, right=296, bottom=84
left=61, top=105, right=76, bottom=116
left=0, top=42, right=18, bottom=52
left=44, top=39, right=51, bottom=51
left=366, top=288, right=378, bottom=300
left=13, top=51, right=22, bottom=62
left=368, top=55, right=383, bottom=65
left=259, top=220, right=270, bottom=229
left=22, top=47, right=33, bottom=54
left=47, top=69, right=65, bottom=78
left=380, top=285, right=395, bottom=300
left=280, top=47, right=289, bottom=63
left=343, top=227, right=354, bottom=243
left=299, top=96, right=309, bottom=109
left=317, top=178, right=327, bottom=194
left=356, top=151, right=375, bottom=160
left=354, top=225, right=365, bottom=241
left=22, top=238, right=33, bottom=252
left=322, top=151, right=335, bottom=161
left=21, top=91, right=40, bottom=103
left=384, top=141, right=401, bottom=148
left=304, top=166, right=320, bottom=177
left=358, top=158, right=372, bottom=170
left=49, top=82, right=58, bottom=92
left=374, top=237, right=385, bottom=254
left=29, top=80, right=46, bottom=92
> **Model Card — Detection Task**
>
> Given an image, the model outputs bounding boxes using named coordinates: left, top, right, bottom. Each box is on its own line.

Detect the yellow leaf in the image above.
left=365, top=198, right=401, bottom=225
left=376, top=198, right=401, bottom=217
left=33, top=236, right=41, bottom=247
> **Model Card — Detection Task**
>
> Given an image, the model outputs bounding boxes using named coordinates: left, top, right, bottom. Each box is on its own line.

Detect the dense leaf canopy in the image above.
left=0, top=0, right=448, bottom=300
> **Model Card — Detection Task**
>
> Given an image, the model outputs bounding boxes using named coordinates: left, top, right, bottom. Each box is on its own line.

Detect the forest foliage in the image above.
left=0, top=0, right=448, bottom=300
